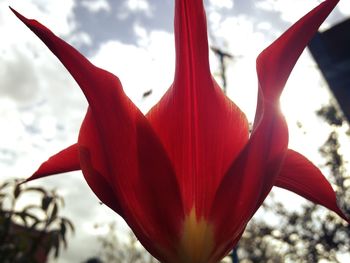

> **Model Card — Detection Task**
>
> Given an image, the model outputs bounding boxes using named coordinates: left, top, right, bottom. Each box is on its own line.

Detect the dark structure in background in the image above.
left=211, top=46, right=234, bottom=94
left=308, top=18, right=350, bottom=123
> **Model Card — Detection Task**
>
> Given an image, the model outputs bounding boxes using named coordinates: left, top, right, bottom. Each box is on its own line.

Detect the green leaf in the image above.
left=25, top=186, right=48, bottom=195
left=48, top=203, right=58, bottom=225
left=61, top=217, right=75, bottom=234
left=0, top=182, right=10, bottom=192
left=41, top=195, right=53, bottom=211
left=14, top=184, right=21, bottom=199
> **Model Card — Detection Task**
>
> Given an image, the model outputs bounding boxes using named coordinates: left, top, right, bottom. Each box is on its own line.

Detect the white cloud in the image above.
left=281, top=52, right=332, bottom=153
left=256, top=21, right=272, bottom=31
left=0, top=48, right=40, bottom=103
left=68, top=31, right=93, bottom=47
left=209, top=0, right=234, bottom=9
left=0, top=2, right=91, bottom=261
left=4, top=0, right=91, bottom=50
left=338, top=0, right=350, bottom=17
left=255, top=0, right=347, bottom=27
left=208, top=10, right=223, bottom=31
left=209, top=33, right=260, bottom=121
left=91, top=28, right=174, bottom=113
left=0, top=0, right=87, bottom=119
left=118, top=0, right=153, bottom=19
left=81, top=0, right=111, bottom=13
left=0, top=0, right=87, bottom=157
left=133, top=23, right=148, bottom=42
left=213, top=15, right=268, bottom=57
left=127, top=0, right=151, bottom=13
left=254, top=0, right=276, bottom=12
left=255, top=0, right=319, bottom=17
left=7, top=0, right=76, bottom=35
left=207, top=0, right=234, bottom=35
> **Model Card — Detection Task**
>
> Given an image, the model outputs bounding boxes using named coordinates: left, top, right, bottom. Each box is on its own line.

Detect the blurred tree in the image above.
left=234, top=101, right=350, bottom=263
left=91, top=222, right=157, bottom=263
left=0, top=179, right=74, bottom=263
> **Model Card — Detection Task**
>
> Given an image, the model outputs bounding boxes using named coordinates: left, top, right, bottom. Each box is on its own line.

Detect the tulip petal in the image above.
left=210, top=0, right=339, bottom=255
left=147, top=0, right=249, bottom=216
left=275, top=149, right=349, bottom=222
left=173, top=0, right=211, bottom=80
left=12, top=8, right=184, bottom=260
left=254, top=0, right=339, bottom=208
left=208, top=228, right=245, bottom=263
left=76, top=109, right=125, bottom=216
left=78, top=146, right=125, bottom=216
left=27, top=117, right=124, bottom=216
left=28, top=144, right=80, bottom=181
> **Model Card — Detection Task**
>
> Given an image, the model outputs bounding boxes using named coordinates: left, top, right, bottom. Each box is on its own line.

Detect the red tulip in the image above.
left=11, top=0, right=348, bottom=262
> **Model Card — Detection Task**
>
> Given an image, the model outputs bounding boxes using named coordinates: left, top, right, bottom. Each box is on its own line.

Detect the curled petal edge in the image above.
left=275, top=149, right=349, bottom=223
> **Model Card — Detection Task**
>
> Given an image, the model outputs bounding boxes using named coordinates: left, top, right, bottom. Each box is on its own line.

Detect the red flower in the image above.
left=11, top=0, right=348, bottom=262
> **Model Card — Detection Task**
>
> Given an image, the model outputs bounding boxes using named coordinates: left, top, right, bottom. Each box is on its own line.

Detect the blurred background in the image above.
left=0, top=0, right=349, bottom=262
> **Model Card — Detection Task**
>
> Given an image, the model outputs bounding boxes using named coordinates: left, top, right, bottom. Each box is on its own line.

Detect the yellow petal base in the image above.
left=177, top=208, right=215, bottom=263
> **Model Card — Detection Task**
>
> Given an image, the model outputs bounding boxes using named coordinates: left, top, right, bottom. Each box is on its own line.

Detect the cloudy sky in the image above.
left=0, top=0, right=349, bottom=262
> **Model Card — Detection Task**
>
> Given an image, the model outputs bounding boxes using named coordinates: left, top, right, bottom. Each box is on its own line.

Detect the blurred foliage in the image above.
left=0, top=179, right=74, bottom=263
left=89, top=222, right=157, bottom=263
left=235, top=101, right=350, bottom=263
left=316, top=103, right=344, bottom=127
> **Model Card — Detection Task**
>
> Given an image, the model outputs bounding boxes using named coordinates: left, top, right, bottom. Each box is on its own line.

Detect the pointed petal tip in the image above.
left=336, top=197, right=350, bottom=224
left=336, top=206, right=350, bottom=224
left=276, top=149, right=349, bottom=224
left=17, top=178, right=30, bottom=186
left=23, top=144, right=80, bottom=183
left=9, top=6, right=22, bottom=19
left=9, top=7, right=41, bottom=33
left=18, top=170, right=43, bottom=185
left=256, top=0, right=340, bottom=103
left=25, top=165, right=54, bottom=183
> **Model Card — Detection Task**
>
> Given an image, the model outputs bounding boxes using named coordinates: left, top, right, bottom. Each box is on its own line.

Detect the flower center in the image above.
left=177, top=208, right=214, bottom=263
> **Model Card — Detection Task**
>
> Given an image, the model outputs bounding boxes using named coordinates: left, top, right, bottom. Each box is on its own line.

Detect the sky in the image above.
left=0, top=0, right=350, bottom=262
